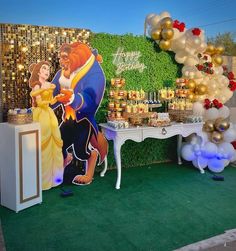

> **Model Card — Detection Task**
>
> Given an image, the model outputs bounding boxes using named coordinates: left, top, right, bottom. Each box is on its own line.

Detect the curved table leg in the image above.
left=114, top=140, right=122, bottom=189
left=100, top=156, right=108, bottom=177
left=177, top=134, right=183, bottom=165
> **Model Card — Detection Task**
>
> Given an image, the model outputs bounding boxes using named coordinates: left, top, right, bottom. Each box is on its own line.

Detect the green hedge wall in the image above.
left=90, top=33, right=182, bottom=168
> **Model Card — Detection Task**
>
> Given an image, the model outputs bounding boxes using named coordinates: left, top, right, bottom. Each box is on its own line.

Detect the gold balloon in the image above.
left=159, top=40, right=171, bottom=51
left=187, top=92, right=195, bottom=101
left=161, top=28, right=174, bottom=40
left=205, top=43, right=215, bottom=55
left=186, top=79, right=196, bottom=90
left=214, top=118, right=230, bottom=132
left=151, top=28, right=162, bottom=40
left=215, top=45, right=225, bottom=55
left=160, top=17, right=173, bottom=28
left=195, top=84, right=208, bottom=95
left=212, top=55, right=223, bottom=66
left=211, top=131, right=223, bottom=144
left=203, top=120, right=215, bottom=133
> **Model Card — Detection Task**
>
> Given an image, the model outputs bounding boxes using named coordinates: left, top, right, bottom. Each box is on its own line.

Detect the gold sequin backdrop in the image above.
left=0, top=23, right=91, bottom=122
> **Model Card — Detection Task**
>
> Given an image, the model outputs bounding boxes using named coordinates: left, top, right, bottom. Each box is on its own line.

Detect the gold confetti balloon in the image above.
left=211, top=131, right=223, bottom=144
left=151, top=28, right=162, bottom=40
left=203, top=120, right=215, bottom=133
left=159, top=39, right=171, bottom=51
left=214, top=118, right=230, bottom=132
left=160, top=17, right=173, bottom=29
left=161, top=28, right=174, bottom=40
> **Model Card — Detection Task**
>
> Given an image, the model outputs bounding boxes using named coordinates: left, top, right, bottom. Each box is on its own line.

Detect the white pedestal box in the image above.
left=0, top=122, right=42, bottom=212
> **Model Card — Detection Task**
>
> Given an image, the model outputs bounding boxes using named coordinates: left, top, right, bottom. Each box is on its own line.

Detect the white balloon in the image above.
left=184, top=55, right=199, bottom=66
left=193, top=102, right=205, bottom=116
left=150, top=15, right=161, bottom=28
left=145, top=13, right=157, bottom=25
left=204, top=108, right=219, bottom=121
left=193, top=143, right=201, bottom=152
left=230, top=150, right=236, bottom=162
left=192, top=156, right=209, bottom=169
left=208, top=158, right=226, bottom=173
left=201, top=142, right=218, bottom=158
left=195, top=70, right=203, bottom=79
left=223, top=128, right=236, bottom=143
left=175, top=53, right=186, bottom=64
left=218, top=142, right=235, bottom=159
left=181, top=144, right=196, bottom=161
left=218, top=88, right=233, bottom=104
left=213, top=66, right=224, bottom=75
left=198, top=42, right=207, bottom=53
left=160, top=11, right=171, bottom=19
left=218, top=106, right=230, bottom=119
left=172, top=37, right=186, bottom=51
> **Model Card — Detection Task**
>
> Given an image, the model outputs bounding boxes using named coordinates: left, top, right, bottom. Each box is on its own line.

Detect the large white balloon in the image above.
left=218, top=106, right=230, bottom=119
left=149, top=15, right=161, bottom=28
left=213, top=66, right=224, bottom=75
left=184, top=55, right=199, bottom=66
left=208, top=158, right=226, bottom=173
left=192, top=156, right=209, bottom=169
left=145, top=13, right=157, bottom=25
left=204, top=108, right=219, bottom=121
left=223, top=128, right=236, bottom=143
left=171, top=36, right=186, bottom=51
left=159, top=11, right=171, bottom=19
left=193, top=102, right=205, bottom=116
left=218, top=142, right=235, bottom=159
left=181, top=144, right=196, bottom=161
left=230, top=150, right=236, bottom=162
left=201, top=142, right=218, bottom=158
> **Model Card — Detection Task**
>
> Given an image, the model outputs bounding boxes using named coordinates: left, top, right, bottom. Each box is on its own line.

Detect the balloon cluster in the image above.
left=145, top=11, right=236, bottom=104
left=182, top=104, right=236, bottom=173
left=145, top=11, right=236, bottom=173
left=181, top=134, right=236, bottom=173
left=186, top=79, right=208, bottom=102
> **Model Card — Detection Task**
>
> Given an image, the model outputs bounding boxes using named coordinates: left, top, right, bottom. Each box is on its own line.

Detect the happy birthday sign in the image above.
left=112, top=47, right=146, bottom=75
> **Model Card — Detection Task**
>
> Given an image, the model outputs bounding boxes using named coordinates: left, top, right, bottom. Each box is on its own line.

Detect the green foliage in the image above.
left=207, top=32, right=236, bottom=56
left=91, top=33, right=181, bottom=167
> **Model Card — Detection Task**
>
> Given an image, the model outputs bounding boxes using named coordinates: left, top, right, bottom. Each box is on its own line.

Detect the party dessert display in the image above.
left=168, top=78, right=193, bottom=122
left=7, top=108, right=33, bottom=124
left=108, top=78, right=127, bottom=121
left=148, top=112, right=171, bottom=127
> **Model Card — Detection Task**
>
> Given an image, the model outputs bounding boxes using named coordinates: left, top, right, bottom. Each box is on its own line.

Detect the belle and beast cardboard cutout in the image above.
left=29, top=42, right=108, bottom=190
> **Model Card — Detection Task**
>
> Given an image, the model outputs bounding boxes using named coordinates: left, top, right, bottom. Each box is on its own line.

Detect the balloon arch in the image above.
left=145, top=12, right=236, bottom=172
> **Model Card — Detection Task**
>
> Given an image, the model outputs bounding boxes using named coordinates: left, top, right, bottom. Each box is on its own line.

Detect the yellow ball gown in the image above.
left=31, top=84, right=63, bottom=190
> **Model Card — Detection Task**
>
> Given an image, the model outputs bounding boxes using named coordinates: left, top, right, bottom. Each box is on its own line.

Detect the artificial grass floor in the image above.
left=1, top=162, right=236, bottom=251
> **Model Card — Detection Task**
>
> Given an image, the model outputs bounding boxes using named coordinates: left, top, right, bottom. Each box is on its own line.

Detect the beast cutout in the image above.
left=51, top=42, right=108, bottom=185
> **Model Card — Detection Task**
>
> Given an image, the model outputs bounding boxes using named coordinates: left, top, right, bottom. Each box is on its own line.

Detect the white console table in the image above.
left=99, top=122, right=204, bottom=189
left=0, top=122, right=42, bottom=212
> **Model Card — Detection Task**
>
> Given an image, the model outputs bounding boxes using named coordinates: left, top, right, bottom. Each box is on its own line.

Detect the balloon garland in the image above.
left=145, top=12, right=236, bottom=173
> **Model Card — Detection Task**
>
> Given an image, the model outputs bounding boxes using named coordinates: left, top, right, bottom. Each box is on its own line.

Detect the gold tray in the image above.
left=8, top=113, right=33, bottom=124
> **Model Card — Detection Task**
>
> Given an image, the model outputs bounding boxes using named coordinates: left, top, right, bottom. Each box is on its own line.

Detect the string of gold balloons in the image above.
left=186, top=79, right=208, bottom=102
left=203, top=117, right=230, bottom=144
left=151, top=17, right=174, bottom=51
left=204, top=43, right=225, bottom=66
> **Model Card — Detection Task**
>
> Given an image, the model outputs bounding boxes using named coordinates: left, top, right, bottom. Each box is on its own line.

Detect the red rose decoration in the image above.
left=192, top=28, right=201, bottom=36
left=213, top=99, right=219, bottom=106
left=197, top=64, right=204, bottom=71
left=179, top=22, right=185, bottom=32
left=173, top=20, right=185, bottom=32
left=204, top=104, right=210, bottom=109
left=229, top=80, right=236, bottom=91
left=228, top=71, right=235, bottom=80
left=204, top=99, right=211, bottom=105
left=218, top=103, right=223, bottom=108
